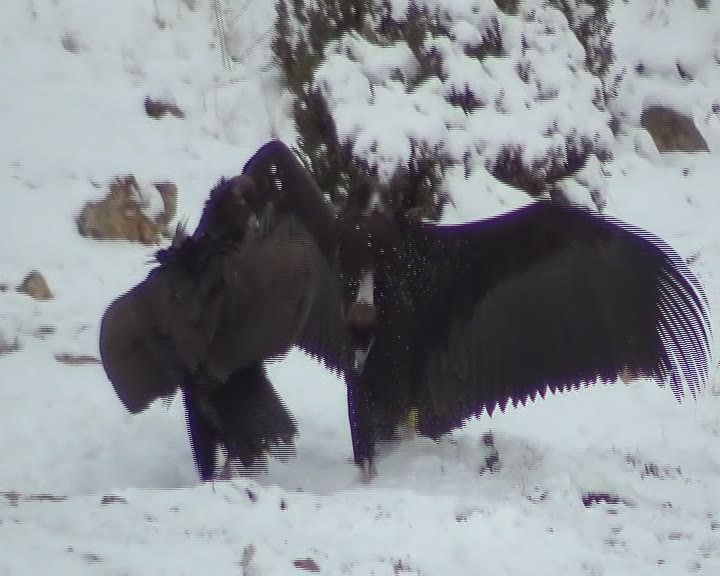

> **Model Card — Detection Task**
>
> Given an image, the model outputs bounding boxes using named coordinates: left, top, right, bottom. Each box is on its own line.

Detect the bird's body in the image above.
left=99, top=139, right=712, bottom=481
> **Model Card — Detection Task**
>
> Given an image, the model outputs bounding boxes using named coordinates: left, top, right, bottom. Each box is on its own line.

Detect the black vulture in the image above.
left=339, top=204, right=712, bottom=471
left=100, top=139, right=712, bottom=481
left=99, top=159, right=348, bottom=481
left=239, top=141, right=712, bottom=474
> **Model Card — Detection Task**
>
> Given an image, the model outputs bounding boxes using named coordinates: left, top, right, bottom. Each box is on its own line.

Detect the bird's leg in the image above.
left=345, top=269, right=380, bottom=480
left=216, top=457, right=235, bottom=481
left=345, top=366, right=378, bottom=480
left=181, top=386, right=221, bottom=482
left=195, top=389, right=223, bottom=431
left=359, top=458, right=377, bottom=484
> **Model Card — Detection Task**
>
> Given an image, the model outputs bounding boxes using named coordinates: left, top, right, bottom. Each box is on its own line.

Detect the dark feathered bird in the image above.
left=99, top=158, right=348, bottom=481
left=238, top=141, right=712, bottom=474
left=339, top=204, right=711, bottom=470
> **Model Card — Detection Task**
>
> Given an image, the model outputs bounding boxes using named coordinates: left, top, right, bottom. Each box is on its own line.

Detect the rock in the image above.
left=33, top=325, right=56, bottom=339
left=100, top=495, right=127, bottom=505
left=144, top=96, right=185, bottom=119
left=293, top=558, right=320, bottom=573
left=240, top=544, right=256, bottom=569
left=641, top=106, right=709, bottom=153
left=61, top=32, right=81, bottom=53
left=16, top=270, right=53, bottom=300
left=76, top=175, right=177, bottom=244
left=0, top=334, right=19, bottom=356
left=54, top=354, right=101, bottom=365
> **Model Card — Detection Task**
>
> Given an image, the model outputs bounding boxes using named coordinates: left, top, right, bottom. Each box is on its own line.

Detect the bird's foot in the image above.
left=359, top=459, right=377, bottom=484
left=216, top=458, right=235, bottom=481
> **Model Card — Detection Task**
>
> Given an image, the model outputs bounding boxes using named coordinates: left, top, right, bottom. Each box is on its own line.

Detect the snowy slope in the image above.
left=1, top=0, right=720, bottom=574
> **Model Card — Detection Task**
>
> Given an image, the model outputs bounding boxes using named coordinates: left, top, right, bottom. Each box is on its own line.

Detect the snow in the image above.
left=315, top=0, right=615, bottom=194
left=1, top=0, right=720, bottom=574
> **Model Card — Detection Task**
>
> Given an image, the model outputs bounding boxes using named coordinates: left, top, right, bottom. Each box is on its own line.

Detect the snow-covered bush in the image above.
left=273, top=0, right=616, bottom=217
left=548, top=0, right=616, bottom=99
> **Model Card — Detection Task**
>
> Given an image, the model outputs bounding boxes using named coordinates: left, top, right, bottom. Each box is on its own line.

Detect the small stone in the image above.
left=76, top=175, right=173, bottom=245
left=54, top=354, right=100, bottom=365
left=144, top=97, right=185, bottom=119
left=0, top=334, right=19, bottom=356
left=641, top=106, right=708, bottom=152
left=100, top=494, right=127, bottom=505
left=61, top=33, right=81, bottom=53
left=17, top=270, right=53, bottom=300
left=33, top=326, right=56, bottom=340
left=293, top=558, right=320, bottom=573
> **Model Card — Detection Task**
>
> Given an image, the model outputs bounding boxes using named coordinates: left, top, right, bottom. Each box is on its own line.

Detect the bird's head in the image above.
left=338, top=210, right=400, bottom=279
left=195, top=175, right=268, bottom=244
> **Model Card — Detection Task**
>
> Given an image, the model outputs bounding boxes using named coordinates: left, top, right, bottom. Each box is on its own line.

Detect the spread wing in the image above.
left=359, top=201, right=711, bottom=443
left=241, top=140, right=351, bottom=374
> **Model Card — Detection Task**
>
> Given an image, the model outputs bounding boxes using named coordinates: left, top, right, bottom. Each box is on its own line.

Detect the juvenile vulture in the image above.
left=99, top=154, right=348, bottom=480
left=100, top=139, right=712, bottom=481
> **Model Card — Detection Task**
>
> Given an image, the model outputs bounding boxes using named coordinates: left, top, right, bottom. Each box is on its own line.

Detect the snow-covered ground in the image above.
left=1, top=0, right=720, bottom=574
